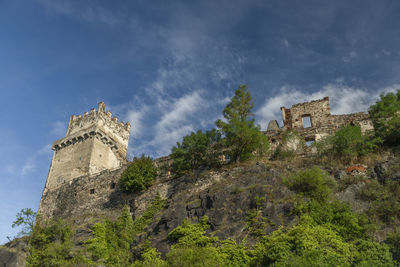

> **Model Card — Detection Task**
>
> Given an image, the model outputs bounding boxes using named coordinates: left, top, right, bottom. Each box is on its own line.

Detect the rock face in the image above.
left=0, top=239, right=28, bottom=267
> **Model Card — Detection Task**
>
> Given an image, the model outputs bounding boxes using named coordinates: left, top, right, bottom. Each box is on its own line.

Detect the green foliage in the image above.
left=369, top=90, right=400, bottom=145
left=132, top=246, right=167, bottom=267
left=296, top=200, right=372, bottom=241
left=27, top=219, right=75, bottom=267
left=86, top=206, right=134, bottom=265
left=246, top=196, right=269, bottom=237
left=358, top=181, right=400, bottom=224
left=253, top=216, right=395, bottom=266
left=215, top=85, right=269, bottom=163
left=166, top=216, right=252, bottom=266
left=171, top=129, right=222, bottom=175
left=284, top=167, right=335, bottom=202
left=119, top=155, right=158, bottom=194
left=12, top=208, right=36, bottom=237
left=385, top=228, right=400, bottom=263
left=314, top=125, right=380, bottom=161
left=86, top=196, right=166, bottom=266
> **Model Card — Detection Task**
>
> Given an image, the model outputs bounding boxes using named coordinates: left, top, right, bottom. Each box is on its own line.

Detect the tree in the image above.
left=369, top=90, right=400, bottom=146
left=12, top=208, right=37, bottom=236
left=215, top=85, right=269, bottom=162
left=171, top=129, right=222, bottom=174
left=119, top=155, right=158, bottom=194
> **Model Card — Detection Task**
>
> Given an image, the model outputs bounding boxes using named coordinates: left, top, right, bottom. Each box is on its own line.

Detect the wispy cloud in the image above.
left=50, top=121, right=67, bottom=138
left=36, top=0, right=121, bottom=26
left=21, top=144, right=52, bottom=176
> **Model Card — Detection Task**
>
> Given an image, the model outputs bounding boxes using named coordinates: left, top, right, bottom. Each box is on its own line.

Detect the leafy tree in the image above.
left=215, top=85, right=269, bottom=162
left=119, top=155, right=158, bottom=194
left=171, top=129, right=222, bottom=175
left=12, top=208, right=37, bottom=236
left=369, top=90, right=400, bottom=145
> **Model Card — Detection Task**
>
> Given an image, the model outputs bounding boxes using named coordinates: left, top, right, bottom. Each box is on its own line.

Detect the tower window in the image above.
left=302, top=115, right=312, bottom=128
left=90, top=189, right=95, bottom=194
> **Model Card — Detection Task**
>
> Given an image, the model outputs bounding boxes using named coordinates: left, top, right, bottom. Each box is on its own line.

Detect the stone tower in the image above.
left=42, top=102, right=131, bottom=192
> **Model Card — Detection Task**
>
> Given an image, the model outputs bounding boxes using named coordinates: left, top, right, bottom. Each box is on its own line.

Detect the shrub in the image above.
left=284, top=167, right=335, bottom=202
left=27, top=219, right=75, bottom=266
left=171, top=129, right=222, bottom=175
left=314, top=125, right=380, bottom=161
left=119, top=155, right=158, bottom=194
left=369, top=90, right=400, bottom=146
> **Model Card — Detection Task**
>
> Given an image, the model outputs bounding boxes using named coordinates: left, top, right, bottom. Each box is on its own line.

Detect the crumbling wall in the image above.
left=267, top=96, right=374, bottom=156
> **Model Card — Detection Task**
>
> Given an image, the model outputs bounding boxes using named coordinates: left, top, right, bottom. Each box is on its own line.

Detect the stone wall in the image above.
left=267, top=96, right=374, bottom=155
left=38, top=165, right=129, bottom=222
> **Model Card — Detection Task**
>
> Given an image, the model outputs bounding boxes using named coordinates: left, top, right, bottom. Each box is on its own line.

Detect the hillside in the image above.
left=1, top=89, right=399, bottom=266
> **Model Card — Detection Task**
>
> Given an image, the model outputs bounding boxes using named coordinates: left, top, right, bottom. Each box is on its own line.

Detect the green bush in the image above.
left=171, top=129, right=222, bottom=175
left=369, top=90, right=400, bottom=146
left=166, top=216, right=252, bottom=266
left=119, top=155, right=158, bottom=194
left=253, top=216, right=395, bottom=266
left=284, top=167, right=335, bottom=202
left=314, top=125, right=380, bottom=161
left=27, top=219, right=76, bottom=267
left=86, top=196, right=165, bottom=266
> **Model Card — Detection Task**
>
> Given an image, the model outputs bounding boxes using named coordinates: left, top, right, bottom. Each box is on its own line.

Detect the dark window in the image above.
left=110, top=182, right=116, bottom=189
left=302, top=115, right=312, bottom=128
left=90, top=189, right=95, bottom=194
left=305, top=136, right=315, bottom=147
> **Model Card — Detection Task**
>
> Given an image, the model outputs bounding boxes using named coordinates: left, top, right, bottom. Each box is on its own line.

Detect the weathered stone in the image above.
left=375, top=163, right=389, bottom=184
left=265, top=96, right=374, bottom=156
left=334, top=170, right=347, bottom=180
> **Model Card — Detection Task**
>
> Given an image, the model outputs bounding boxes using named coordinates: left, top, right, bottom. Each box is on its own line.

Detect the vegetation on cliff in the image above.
left=9, top=89, right=400, bottom=266
left=119, top=155, right=159, bottom=194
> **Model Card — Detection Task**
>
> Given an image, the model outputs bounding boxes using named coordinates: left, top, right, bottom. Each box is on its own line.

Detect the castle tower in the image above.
left=42, top=102, right=131, bottom=192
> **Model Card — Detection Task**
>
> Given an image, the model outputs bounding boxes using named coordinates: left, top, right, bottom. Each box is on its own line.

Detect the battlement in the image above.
left=66, top=102, right=130, bottom=141
left=42, top=102, right=132, bottom=192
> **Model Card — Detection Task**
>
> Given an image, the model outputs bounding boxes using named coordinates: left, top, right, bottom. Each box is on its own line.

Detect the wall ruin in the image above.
left=266, top=96, right=374, bottom=154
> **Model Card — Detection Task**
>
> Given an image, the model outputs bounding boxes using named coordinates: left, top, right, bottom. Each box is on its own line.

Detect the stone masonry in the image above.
left=38, top=102, right=131, bottom=218
left=37, top=96, right=374, bottom=222
left=266, top=96, right=374, bottom=153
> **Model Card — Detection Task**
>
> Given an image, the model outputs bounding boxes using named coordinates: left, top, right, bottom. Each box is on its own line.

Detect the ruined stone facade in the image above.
left=266, top=96, right=374, bottom=153
left=38, top=102, right=131, bottom=218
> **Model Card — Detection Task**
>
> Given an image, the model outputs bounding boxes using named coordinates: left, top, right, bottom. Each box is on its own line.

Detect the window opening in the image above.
left=302, top=115, right=312, bottom=128
left=90, top=189, right=95, bottom=194
left=110, top=182, right=116, bottom=189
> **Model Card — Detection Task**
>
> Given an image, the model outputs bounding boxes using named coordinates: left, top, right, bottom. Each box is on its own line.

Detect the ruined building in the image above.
left=266, top=96, right=374, bottom=152
left=37, top=102, right=131, bottom=219
left=37, top=96, right=374, bottom=221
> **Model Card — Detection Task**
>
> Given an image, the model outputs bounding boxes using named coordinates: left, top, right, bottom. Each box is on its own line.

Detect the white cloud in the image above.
left=256, top=83, right=400, bottom=130
left=50, top=121, right=67, bottom=137
left=150, top=91, right=207, bottom=156
left=21, top=144, right=52, bottom=176
left=125, top=106, right=149, bottom=138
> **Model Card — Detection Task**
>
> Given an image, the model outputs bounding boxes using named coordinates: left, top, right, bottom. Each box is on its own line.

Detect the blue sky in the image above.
left=1, top=0, right=400, bottom=243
